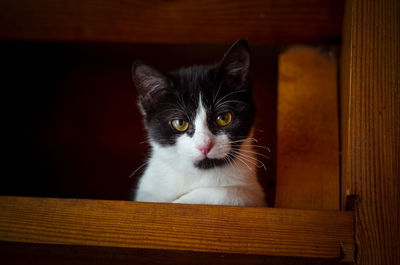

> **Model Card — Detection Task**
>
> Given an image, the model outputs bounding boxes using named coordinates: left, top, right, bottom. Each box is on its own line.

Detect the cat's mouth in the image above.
left=194, top=144, right=242, bottom=170
left=195, top=157, right=228, bottom=170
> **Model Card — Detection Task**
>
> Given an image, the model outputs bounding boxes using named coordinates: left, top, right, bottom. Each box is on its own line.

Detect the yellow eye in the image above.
left=171, top=119, right=189, bottom=132
left=216, top=112, right=232, bottom=127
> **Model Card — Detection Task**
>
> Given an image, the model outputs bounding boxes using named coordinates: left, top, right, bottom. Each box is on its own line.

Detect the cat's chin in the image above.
left=194, top=157, right=227, bottom=170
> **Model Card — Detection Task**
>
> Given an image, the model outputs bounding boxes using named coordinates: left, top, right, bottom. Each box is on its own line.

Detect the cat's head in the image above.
left=132, top=39, right=255, bottom=169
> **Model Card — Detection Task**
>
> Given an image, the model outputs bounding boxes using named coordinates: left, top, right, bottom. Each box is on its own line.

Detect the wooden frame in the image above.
left=340, top=0, right=399, bottom=263
left=0, top=0, right=344, bottom=44
left=0, top=196, right=354, bottom=263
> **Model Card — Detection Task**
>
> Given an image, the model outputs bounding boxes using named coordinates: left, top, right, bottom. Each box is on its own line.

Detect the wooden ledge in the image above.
left=0, top=196, right=354, bottom=262
left=0, top=0, right=344, bottom=44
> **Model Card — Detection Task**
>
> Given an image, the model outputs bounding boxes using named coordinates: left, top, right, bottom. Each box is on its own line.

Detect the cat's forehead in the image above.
left=175, top=65, right=213, bottom=79
left=170, top=65, right=219, bottom=104
left=174, top=65, right=217, bottom=88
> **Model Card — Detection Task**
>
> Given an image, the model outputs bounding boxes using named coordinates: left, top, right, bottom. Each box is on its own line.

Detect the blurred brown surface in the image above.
left=275, top=47, right=340, bottom=210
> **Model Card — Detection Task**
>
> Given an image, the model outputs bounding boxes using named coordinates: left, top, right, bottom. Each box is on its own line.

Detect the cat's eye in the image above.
left=216, top=112, right=232, bottom=127
left=171, top=119, right=189, bottom=132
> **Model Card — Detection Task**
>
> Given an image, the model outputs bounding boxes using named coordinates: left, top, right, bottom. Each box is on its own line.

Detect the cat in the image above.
left=131, top=39, right=266, bottom=206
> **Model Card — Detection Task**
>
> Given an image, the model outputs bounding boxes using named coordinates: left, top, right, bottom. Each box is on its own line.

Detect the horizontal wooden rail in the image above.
left=0, top=196, right=354, bottom=262
left=0, top=0, right=344, bottom=44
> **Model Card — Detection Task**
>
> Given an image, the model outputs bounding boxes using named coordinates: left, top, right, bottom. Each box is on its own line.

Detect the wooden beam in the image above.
left=0, top=0, right=344, bottom=44
left=275, top=47, right=340, bottom=210
left=340, top=0, right=400, bottom=263
left=0, top=196, right=354, bottom=261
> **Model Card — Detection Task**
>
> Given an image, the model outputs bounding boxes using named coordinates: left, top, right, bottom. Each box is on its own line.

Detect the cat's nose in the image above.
left=197, top=144, right=213, bottom=156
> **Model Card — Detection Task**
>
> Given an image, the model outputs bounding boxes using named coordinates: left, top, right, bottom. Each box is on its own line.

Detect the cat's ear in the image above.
left=218, top=39, right=251, bottom=88
left=132, top=61, right=169, bottom=98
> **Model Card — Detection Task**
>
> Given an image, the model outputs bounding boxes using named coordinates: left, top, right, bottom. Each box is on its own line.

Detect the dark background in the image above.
left=1, top=41, right=278, bottom=205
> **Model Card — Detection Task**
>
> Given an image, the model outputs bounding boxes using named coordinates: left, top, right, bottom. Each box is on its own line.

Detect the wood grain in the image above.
left=0, top=0, right=344, bottom=44
left=275, top=47, right=340, bottom=210
left=340, top=0, right=400, bottom=263
left=0, top=196, right=354, bottom=261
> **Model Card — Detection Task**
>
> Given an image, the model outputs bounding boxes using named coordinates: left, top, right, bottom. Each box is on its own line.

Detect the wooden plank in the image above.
left=0, top=0, right=344, bottom=44
left=275, top=47, right=340, bottom=210
left=0, top=196, right=354, bottom=261
left=340, top=0, right=353, bottom=211
left=340, top=0, right=400, bottom=264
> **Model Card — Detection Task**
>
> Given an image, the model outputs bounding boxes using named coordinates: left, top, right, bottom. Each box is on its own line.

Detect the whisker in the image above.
left=162, top=108, right=189, bottom=118
left=222, top=100, right=249, bottom=105
left=230, top=154, right=252, bottom=171
left=225, top=154, right=237, bottom=171
left=235, top=144, right=271, bottom=152
left=212, top=142, right=271, bottom=160
left=227, top=155, right=239, bottom=170
left=228, top=138, right=259, bottom=143
left=214, top=89, right=247, bottom=107
left=213, top=83, right=223, bottom=104
left=239, top=149, right=271, bottom=160
left=215, top=100, right=249, bottom=110
left=129, top=162, right=148, bottom=179
left=178, top=94, right=187, bottom=110
left=230, top=153, right=243, bottom=169
left=231, top=150, right=266, bottom=165
left=233, top=150, right=266, bottom=164
left=218, top=142, right=271, bottom=153
left=231, top=151, right=266, bottom=171
left=211, top=144, right=230, bottom=153
left=232, top=152, right=262, bottom=170
left=231, top=150, right=259, bottom=165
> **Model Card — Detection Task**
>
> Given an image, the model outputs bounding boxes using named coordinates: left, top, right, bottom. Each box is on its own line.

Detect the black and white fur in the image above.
left=132, top=39, right=265, bottom=206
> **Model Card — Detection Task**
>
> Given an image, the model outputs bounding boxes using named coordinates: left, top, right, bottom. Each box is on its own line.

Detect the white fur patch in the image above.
left=134, top=98, right=265, bottom=206
left=175, top=98, right=230, bottom=162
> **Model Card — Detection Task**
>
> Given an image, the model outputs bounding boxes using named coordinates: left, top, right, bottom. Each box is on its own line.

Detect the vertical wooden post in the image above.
left=276, top=47, right=340, bottom=210
left=341, top=0, right=400, bottom=263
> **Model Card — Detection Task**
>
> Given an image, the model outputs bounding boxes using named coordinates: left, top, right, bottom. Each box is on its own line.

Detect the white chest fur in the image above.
left=134, top=136, right=266, bottom=206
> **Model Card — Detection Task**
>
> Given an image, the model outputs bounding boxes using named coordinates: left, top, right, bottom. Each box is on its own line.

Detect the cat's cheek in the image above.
left=175, top=134, right=204, bottom=161
left=207, top=134, right=231, bottom=159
